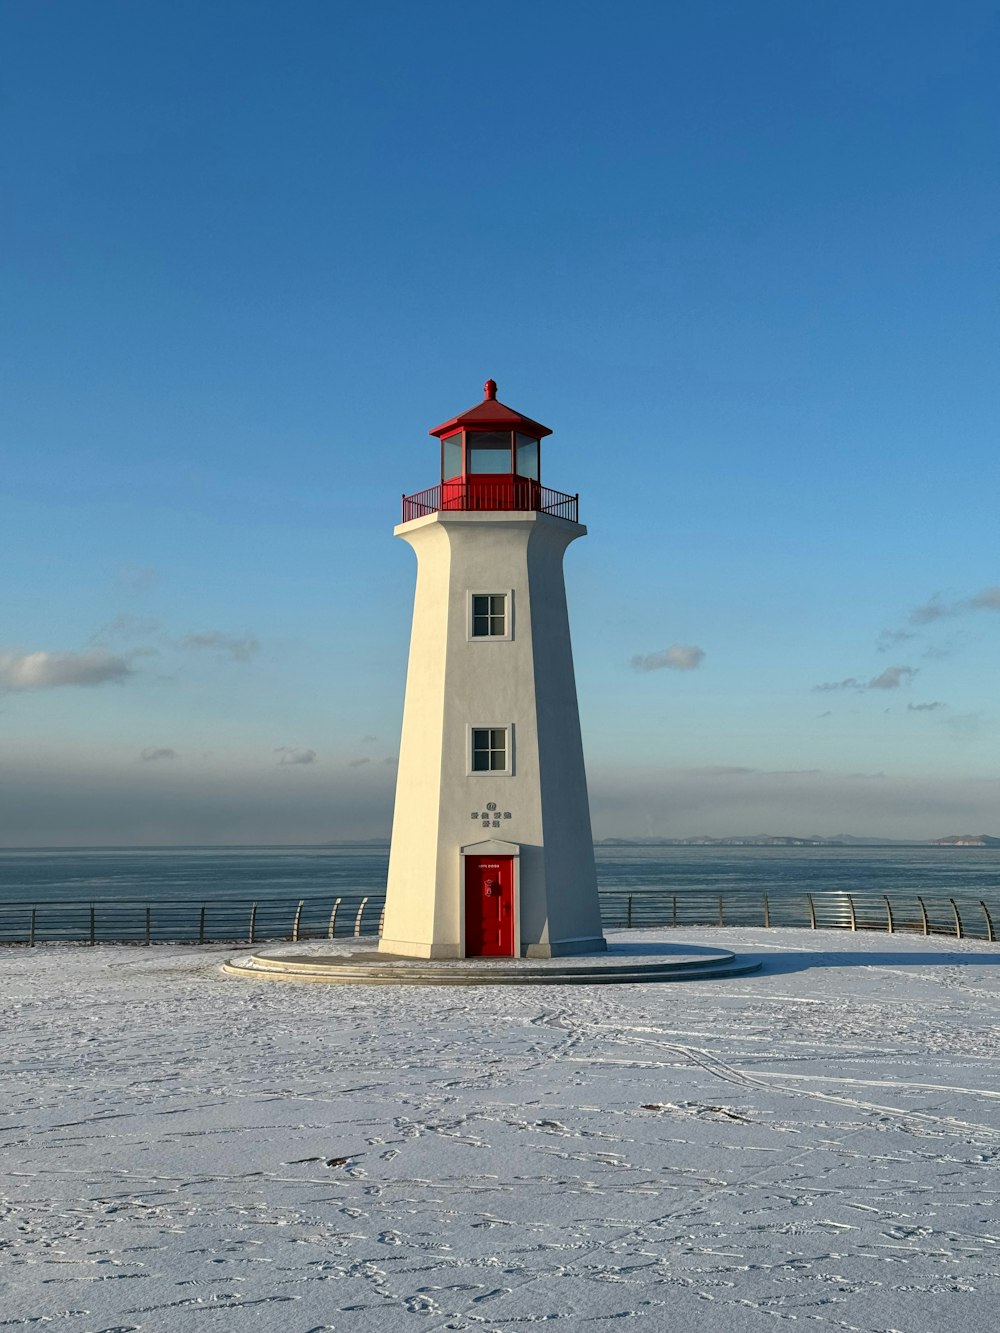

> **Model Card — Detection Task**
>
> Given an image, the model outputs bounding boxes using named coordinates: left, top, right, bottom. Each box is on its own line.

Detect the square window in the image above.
left=471, top=727, right=508, bottom=773
left=471, top=592, right=508, bottom=638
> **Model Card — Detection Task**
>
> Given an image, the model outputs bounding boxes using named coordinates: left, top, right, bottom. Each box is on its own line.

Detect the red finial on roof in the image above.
left=483, top=378, right=497, bottom=400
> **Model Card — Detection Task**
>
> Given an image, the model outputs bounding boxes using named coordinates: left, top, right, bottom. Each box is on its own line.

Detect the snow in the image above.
left=3, top=927, right=1000, bottom=1332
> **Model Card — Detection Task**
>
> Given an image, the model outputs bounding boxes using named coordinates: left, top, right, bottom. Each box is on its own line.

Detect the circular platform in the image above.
left=222, top=935, right=762, bottom=986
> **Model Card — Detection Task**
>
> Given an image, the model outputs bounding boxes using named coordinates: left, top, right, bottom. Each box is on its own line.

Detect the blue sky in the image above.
left=2, top=0, right=999, bottom=843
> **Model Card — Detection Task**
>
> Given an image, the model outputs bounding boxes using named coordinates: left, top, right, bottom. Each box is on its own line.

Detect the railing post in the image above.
left=627, top=894, right=632, bottom=928
left=884, top=895, right=894, bottom=933
left=718, top=895, right=724, bottom=927
left=918, top=896, right=929, bottom=936
left=807, top=895, right=816, bottom=929
left=950, top=898, right=963, bottom=939
left=981, top=901, right=997, bottom=943
left=847, top=894, right=857, bottom=931
left=29, top=907, right=36, bottom=947
left=327, top=898, right=341, bottom=938
left=763, top=893, right=769, bottom=928
left=248, top=902, right=257, bottom=945
left=145, top=906, right=152, bottom=946
left=981, top=900, right=995, bottom=943
left=199, top=904, right=206, bottom=945
left=354, top=896, right=369, bottom=937
left=291, top=900, right=304, bottom=942
left=89, top=904, right=96, bottom=946
left=672, top=894, right=677, bottom=927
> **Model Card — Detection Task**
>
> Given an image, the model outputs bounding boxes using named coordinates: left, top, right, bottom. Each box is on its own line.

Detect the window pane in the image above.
left=468, top=431, right=512, bottom=474
left=471, top=593, right=506, bottom=637
left=515, top=434, right=539, bottom=480
left=472, top=726, right=507, bottom=771
left=442, top=433, right=463, bottom=480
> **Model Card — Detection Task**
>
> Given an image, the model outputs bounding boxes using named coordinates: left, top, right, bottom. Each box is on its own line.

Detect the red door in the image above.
left=465, top=856, right=514, bottom=957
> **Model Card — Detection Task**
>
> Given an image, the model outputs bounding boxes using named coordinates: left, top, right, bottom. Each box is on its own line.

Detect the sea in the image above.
left=1, top=843, right=998, bottom=907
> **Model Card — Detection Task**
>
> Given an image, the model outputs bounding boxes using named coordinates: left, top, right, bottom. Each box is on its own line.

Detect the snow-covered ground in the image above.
left=3, top=928, right=1000, bottom=1332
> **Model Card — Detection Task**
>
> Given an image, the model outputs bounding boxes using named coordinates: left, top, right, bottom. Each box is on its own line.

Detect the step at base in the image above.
left=223, top=941, right=762, bottom=987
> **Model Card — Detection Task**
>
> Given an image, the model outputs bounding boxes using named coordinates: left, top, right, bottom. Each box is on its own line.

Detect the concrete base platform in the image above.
left=222, top=935, right=762, bottom=987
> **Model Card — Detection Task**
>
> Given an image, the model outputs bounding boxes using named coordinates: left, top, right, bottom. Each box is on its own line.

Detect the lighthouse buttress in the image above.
left=379, top=382, right=605, bottom=960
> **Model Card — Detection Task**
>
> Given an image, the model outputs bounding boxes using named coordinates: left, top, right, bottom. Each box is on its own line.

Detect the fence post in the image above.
left=672, top=895, right=677, bottom=928
left=199, top=905, right=206, bottom=945
left=847, top=894, right=857, bottom=931
left=981, top=900, right=995, bottom=943
left=917, top=896, right=929, bottom=936
left=627, top=894, right=632, bottom=928
left=950, top=898, right=963, bottom=939
left=248, top=902, right=257, bottom=945
left=807, top=894, right=816, bottom=929
left=884, top=895, right=894, bottom=933
left=29, top=907, right=36, bottom=947
left=89, top=904, right=96, bottom=946
left=291, top=900, right=304, bottom=942
left=327, top=898, right=341, bottom=938
left=718, top=895, right=724, bottom=927
left=354, top=896, right=369, bottom=937
left=763, top=893, right=770, bottom=928
left=145, top=906, right=152, bottom=946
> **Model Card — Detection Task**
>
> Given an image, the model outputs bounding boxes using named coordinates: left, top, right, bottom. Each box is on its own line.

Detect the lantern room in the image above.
left=402, top=380, right=578, bottom=522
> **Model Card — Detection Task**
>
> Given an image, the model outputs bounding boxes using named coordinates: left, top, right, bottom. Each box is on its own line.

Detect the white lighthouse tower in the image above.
left=379, top=381, right=605, bottom=961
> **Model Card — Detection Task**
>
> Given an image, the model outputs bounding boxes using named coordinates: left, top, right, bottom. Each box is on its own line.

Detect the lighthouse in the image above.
left=379, top=381, right=606, bottom=961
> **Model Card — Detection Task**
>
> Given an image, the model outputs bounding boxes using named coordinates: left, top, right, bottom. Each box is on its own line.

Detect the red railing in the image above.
left=402, top=480, right=579, bottom=524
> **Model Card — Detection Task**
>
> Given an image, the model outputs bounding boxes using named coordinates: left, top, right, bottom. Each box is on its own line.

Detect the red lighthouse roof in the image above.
left=429, top=379, right=552, bottom=440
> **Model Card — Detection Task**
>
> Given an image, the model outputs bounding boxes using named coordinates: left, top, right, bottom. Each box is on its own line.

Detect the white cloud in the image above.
left=969, top=585, right=1000, bottom=610
left=909, top=595, right=952, bottom=625
left=0, top=650, right=132, bottom=692
left=275, top=746, right=317, bottom=766
left=909, top=584, right=1000, bottom=624
left=815, top=665, right=917, bottom=693
left=631, top=644, right=705, bottom=672
left=869, top=665, right=917, bottom=690
left=179, top=631, right=259, bottom=661
left=876, top=628, right=916, bottom=652
left=140, top=747, right=177, bottom=761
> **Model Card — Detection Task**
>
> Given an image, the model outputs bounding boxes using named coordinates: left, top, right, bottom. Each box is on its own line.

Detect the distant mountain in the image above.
left=594, top=833, right=1000, bottom=847
left=827, top=834, right=919, bottom=846
left=931, top=834, right=1000, bottom=847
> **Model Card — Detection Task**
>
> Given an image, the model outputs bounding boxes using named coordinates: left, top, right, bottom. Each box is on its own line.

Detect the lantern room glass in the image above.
left=442, top=432, right=463, bottom=481
left=515, top=434, right=539, bottom=480
left=467, top=431, right=513, bottom=474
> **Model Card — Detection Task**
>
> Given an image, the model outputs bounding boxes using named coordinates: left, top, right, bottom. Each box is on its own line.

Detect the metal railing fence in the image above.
left=0, top=894, right=383, bottom=947
left=401, top=482, right=579, bottom=523
left=1, top=888, right=997, bottom=947
left=599, top=889, right=998, bottom=942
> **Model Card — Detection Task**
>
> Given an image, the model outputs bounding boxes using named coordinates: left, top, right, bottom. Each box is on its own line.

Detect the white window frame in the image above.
left=467, top=589, right=513, bottom=642
left=467, top=723, right=514, bottom=776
